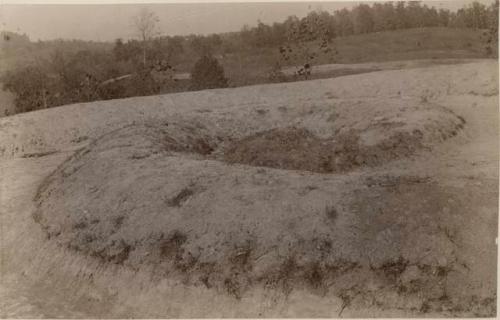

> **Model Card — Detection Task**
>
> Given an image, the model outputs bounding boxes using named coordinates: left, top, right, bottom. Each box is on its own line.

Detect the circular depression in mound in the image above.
left=34, top=105, right=466, bottom=296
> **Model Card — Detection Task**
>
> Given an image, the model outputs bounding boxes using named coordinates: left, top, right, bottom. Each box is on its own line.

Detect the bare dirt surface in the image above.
left=0, top=60, right=498, bottom=318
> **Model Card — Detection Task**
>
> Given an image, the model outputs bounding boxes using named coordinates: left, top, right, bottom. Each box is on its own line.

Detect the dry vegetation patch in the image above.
left=224, top=108, right=465, bottom=173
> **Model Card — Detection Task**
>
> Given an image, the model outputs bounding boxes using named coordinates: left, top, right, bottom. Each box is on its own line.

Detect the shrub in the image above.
left=2, top=65, right=55, bottom=113
left=190, top=55, right=228, bottom=90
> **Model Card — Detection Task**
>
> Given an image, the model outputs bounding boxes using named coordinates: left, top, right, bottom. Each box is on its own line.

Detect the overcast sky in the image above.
left=0, top=1, right=494, bottom=42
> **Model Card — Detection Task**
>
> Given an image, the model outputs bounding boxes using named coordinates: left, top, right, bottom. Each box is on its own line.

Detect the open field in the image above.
left=220, top=27, right=493, bottom=86
left=0, top=60, right=498, bottom=317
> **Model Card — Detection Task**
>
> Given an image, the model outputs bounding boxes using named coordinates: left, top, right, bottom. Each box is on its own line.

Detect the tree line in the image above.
left=233, top=0, right=499, bottom=48
left=1, top=1, right=498, bottom=115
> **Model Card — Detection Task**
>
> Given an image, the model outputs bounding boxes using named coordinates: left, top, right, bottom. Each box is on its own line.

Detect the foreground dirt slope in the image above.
left=0, top=60, right=498, bottom=318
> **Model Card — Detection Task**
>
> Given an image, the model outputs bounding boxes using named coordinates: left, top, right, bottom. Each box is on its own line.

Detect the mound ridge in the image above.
left=32, top=97, right=469, bottom=300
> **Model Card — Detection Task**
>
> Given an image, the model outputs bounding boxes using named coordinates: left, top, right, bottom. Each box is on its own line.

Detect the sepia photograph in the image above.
left=0, top=0, right=498, bottom=318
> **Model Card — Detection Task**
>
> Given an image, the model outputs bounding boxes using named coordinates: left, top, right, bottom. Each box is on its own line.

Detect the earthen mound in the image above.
left=33, top=104, right=468, bottom=299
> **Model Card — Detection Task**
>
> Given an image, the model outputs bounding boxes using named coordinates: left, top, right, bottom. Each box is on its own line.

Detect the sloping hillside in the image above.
left=224, top=27, right=493, bottom=85
left=331, top=27, right=492, bottom=63
left=0, top=60, right=498, bottom=318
